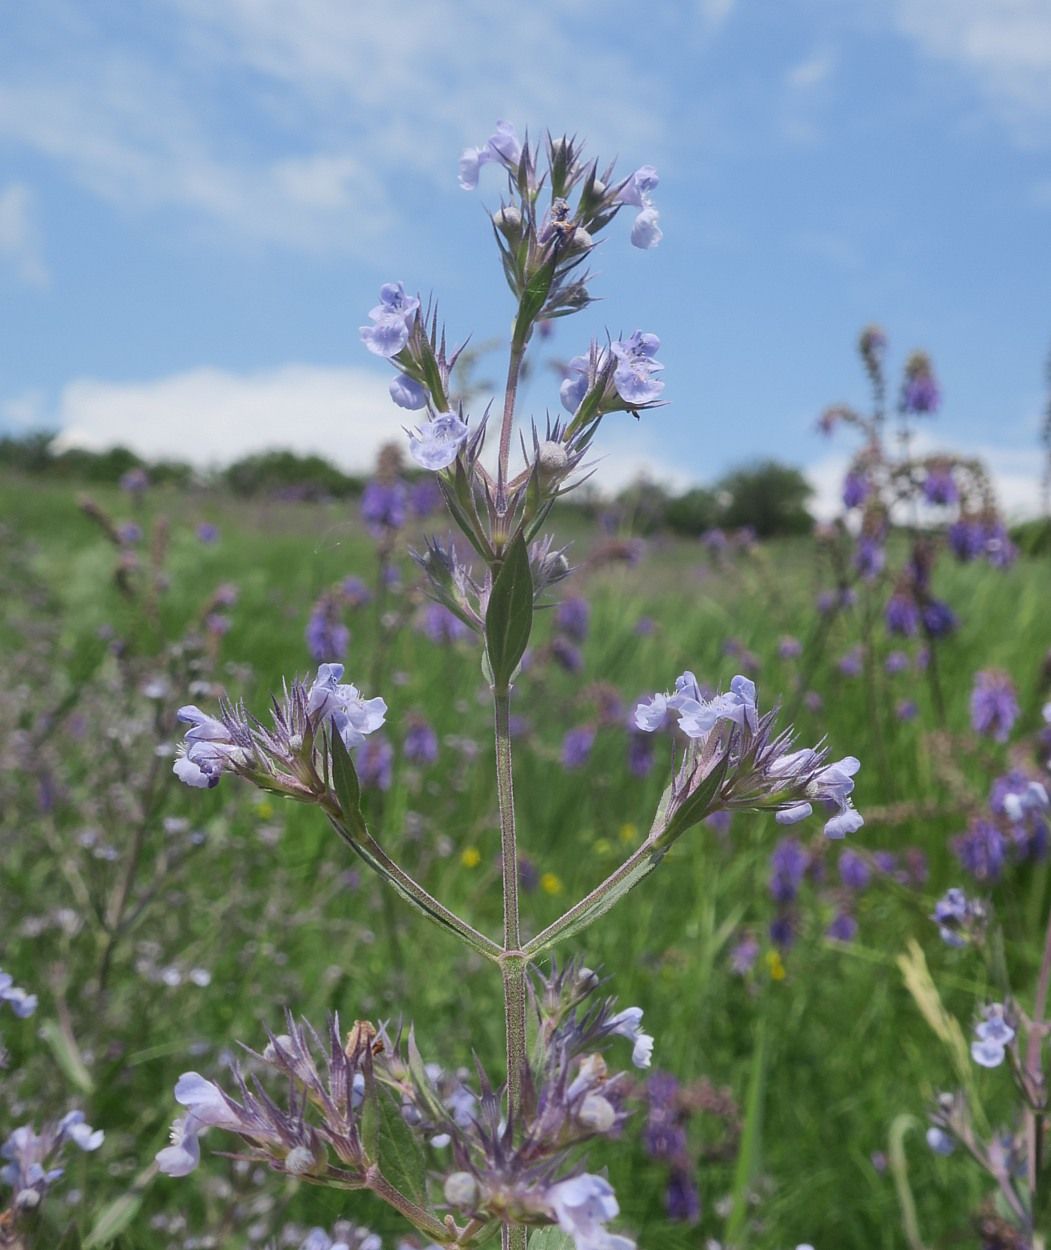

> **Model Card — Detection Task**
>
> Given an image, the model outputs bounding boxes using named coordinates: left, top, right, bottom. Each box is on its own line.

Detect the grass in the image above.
left=2, top=470, right=1049, bottom=1249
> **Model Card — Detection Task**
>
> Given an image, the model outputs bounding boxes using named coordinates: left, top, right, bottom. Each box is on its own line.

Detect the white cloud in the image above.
left=0, top=1, right=664, bottom=251
left=892, top=0, right=1051, bottom=140
left=49, top=365, right=397, bottom=470
left=786, top=48, right=836, bottom=91
left=42, top=362, right=692, bottom=494
left=0, top=183, right=48, bottom=287
left=696, top=0, right=737, bottom=29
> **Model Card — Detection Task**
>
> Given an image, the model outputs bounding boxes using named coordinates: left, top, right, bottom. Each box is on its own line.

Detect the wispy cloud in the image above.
left=0, top=183, right=48, bottom=287
left=892, top=0, right=1051, bottom=142
left=0, top=1, right=665, bottom=252
left=786, top=47, right=837, bottom=91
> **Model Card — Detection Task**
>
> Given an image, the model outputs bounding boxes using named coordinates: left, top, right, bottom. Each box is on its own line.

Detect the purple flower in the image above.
left=342, top=576, right=371, bottom=607
left=970, top=1004, right=1014, bottom=1068
left=664, top=1170, right=700, bottom=1223
left=421, top=602, right=472, bottom=644
left=156, top=1072, right=246, bottom=1176
left=729, top=933, right=760, bottom=975
left=407, top=413, right=470, bottom=471
left=610, top=332, right=664, bottom=406
left=117, top=521, right=142, bottom=545
left=953, top=818, right=1005, bottom=882
left=922, top=464, right=957, bottom=505
left=948, top=518, right=985, bottom=562
left=778, top=636, right=802, bottom=660
left=901, top=352, right=940, bottom=414
left=357, top=735, right=393, bottom=790
left=630, top=206, right=662, bottom=249
left=556, top=596, right=590, bottom=642
left=922, top=599, right=957, bottom=637
left=885, top=594, right=920, bottom=636
left=842, top=471, right=869, bottom=510
left=196, top=522, right=219, bottom=544
left=458, top=120, right=522, bottom=190
left=172, top=706, right=248, bottom=789
left=626, top=730, right=655, bottom=778
left=884, top=650, right=910, bottom=675
left=120, top=466, right=149, bottom=494
left=607, top=1006, right=654, bottom=1068
left=389, top=373, right=429, bottom=410
left=927, top=1127, right=955, bottom=1155
left=551, top=636, right=583, bottom=673
left=562, top=725, right=596, bottom=771
left=359, top=281, right=420, bottom=358
left=837, top=647, right=864, bottom=677
left=403, top=717, right=439, bottom=765
left=838, top=849, right=871, bottom=891
left=854, top=536, right=885, bottom=581
left=560, top=352, right=594, bottom=414
left=896, top=699, right=919, bottom=721
left=360, top=479, right=407, bottom=534
left=826, top=911, right=857, bottom=942
left=932, top=886, right=980, bottom=947
left=970, top=670, right=1019, bottom=743
left=409, top=476, right=442, bottom=518
left=982, top=521, right=1017, bottom=568
left=769, top=838, right=807, bottom=903
left=306, top=596, right=349, bottom=662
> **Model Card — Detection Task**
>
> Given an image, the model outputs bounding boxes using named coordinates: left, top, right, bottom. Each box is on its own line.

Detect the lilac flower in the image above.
left=769, top=838, right=807, bottom=903
left=837, top=647, right=863, bottom=677
left=360, top=281, right=420, bottom=358
left=896, top=699, right=918, bottom=721
left=901, top=352, right=940, bottom=414
left=421, top=602, right=472, bottom=644
left=0, top=970, right=37, bottom=1018
left=926, top=1126, right=955, bottom=1156
left=342, top=576, right=371, bottom=607
left=306, top=595, right=349, bottom=662
left=611, top=332, right=664, bottom=406
left=885, top=594, right=920, bottom=636
left=562, top=726, right=596, bottom=771
left=408, top=412, right=470, bottom=471
left=2, top=1113, right=104, bottom=1211
left=969, top=669, right=1019, bottom=743
left=922, top=599, right=957, bottom=637
left=196, top=522, right=219, bottom=543
left=773, top=755, right=863, bottom=839
left=357, top=735, right=393, bottom=791
left=306, top=664, right=388, bottom=751
left=970, top=1004, right=1014, bottom=1068
left=729, top=933, right=760, bottom=974
left=403, top=717, right=439, bottom=765
left=458, top=120, right=522, bottom=190
left=948, top=518, right=985, bottom=562
left=615, top=164, right=662, bottom=250
left=172, top=706, right=249, bottom=789
left=922, top=464, right=957, bottom=505
left=117, top=521, right=142, bottom=545
left=838, top=849, right=871, bottom=891
left=556, top=596, right=590, bottom=642
left=854, top=536, right=885, bottom=581
left=842, top=471, right=869, bottom=509
left=389, top=372, right=429, bottom=410
left=982, top=521, right=1017, bottom=568
left=664, top=1170, right=700, bottom=1223
left=560, top=352, right=594, bottom=415
left=608, top=1006, right=654, bottom=1068
left=626, top=729, right=655, bottom=778
left=931, top=886, right=982, bottom=947
left=360, top=479, right=407, bottom=535
left=826, top=911, right=858, bottom=942
left=119, top=466, right=149, bottom=494
left=778, top=636, right=802, bottom=660
left=551, top=636, right=584, bottom=673
left=953, top=818, right=1005, bottom=882
left=884, top=650, right=910, bottom=675
left=545, top=1174, right=635, bottom=1250
left=56, top=1112, right=104, bottom=1153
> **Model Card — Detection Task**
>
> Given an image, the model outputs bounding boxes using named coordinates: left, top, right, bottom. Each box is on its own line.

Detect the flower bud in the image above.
left=444, top=1170, right=479, bottom=1207
left=284, top=1145, right=318, bottom=1175
left=537, top=440, right=569, bottom=476
left=493, top=205, right=522, bottom=237
left=263, top=1035, right=294, bottom=1064
left=578, top=1092, right=616, bottom=1132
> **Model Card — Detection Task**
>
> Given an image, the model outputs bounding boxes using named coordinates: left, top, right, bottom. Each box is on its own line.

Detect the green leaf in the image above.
left=725, top=1016, right=768, bottom=1246
left=660, top=754, right=731, bottom=844
left=329, top=730, right=366, bottom=839
left=514, top=258, right=556, bottom=340
left=374, top=1083, right=427, bottom=1206
left=485, top=532, right=533, bottom=687
left=40, top=1018, right=94, bottom=1095
left=83, top=1178, right=149, bottom=1249
left=528, top=1229, right=575, bottom=1250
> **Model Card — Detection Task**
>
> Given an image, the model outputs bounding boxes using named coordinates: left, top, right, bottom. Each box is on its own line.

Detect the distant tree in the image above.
left=715, top=459, right=814, bottom=537
left=0, top=431, right=56, bottom=473
left=664, top=486, right=720, bottom=537
left=223, top=450, right=361, bottom=499
left=614, top=476, right=671, bottom=535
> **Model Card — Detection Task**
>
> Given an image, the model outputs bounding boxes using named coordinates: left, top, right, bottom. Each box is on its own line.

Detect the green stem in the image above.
left=494, top=685, right=529, bottom=1250
left=327, top=815, right=501, bottom=960
left=497, top=340, right=527, bottom=501
left=367, top=1168, right=451, bottom=1243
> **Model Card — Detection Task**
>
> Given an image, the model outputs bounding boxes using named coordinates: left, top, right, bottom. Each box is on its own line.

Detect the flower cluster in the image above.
left=634, top=672, right=864, bottom=840
left=2, top=1111, right=104, bottom=1214
left=172, top=663, right=386, bottom=798
left=970, top=1004, right=1015, bottom=1069
left=0, top=968, right=36, bottom=1019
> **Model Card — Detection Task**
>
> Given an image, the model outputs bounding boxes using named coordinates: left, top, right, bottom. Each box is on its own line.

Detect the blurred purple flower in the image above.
left=970, top=670, right=1019, bottom=743
left=562, top=725, right=596, bottom=771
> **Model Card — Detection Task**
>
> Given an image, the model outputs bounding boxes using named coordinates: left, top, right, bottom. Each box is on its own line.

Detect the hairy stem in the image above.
left=367, top=1168, right=450, bottom=1243
left=1025, top=905, right=1051, bottom=1218
left=494, top=684, right=529, bottom=1250
left=497, top=340, right=527, bottom=504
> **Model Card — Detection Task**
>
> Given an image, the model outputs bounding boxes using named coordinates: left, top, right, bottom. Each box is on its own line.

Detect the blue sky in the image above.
left=1, top=0, right=1048, bottom=514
